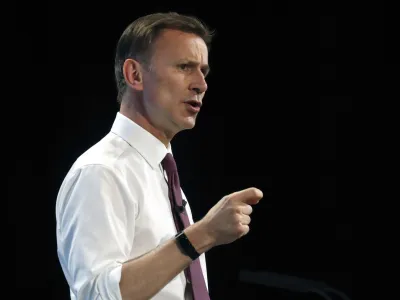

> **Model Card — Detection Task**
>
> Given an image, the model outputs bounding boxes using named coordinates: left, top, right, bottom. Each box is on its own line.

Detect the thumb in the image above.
left=229, top=187, right=263, bottom=205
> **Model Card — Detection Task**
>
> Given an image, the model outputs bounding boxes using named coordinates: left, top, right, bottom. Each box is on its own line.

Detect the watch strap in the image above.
left=175, top=231, right=200, bottom=260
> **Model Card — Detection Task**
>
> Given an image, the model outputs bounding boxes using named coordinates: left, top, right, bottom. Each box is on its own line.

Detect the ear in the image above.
left=122, top=58, right=144, bottom=91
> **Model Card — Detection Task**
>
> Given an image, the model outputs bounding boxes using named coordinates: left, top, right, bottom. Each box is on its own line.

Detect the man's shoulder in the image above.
left=71, top=134, right=122, bottom=169
left=64, top=132, right=147, bottom=180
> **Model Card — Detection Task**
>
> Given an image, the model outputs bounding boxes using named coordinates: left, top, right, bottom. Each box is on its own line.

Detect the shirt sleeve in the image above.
left=56, top=164, right=137, bottom=300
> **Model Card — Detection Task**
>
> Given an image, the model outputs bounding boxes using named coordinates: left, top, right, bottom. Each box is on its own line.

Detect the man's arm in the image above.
left=56, top=164, right=215, bottom=300
left=119, top=222, right=214, bottom=300
left=57, top=165, right=261, bottom=300
left=120, top=186, right=265, bottom=300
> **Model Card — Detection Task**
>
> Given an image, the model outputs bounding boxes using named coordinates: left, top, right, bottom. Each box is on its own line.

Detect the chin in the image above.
left=180, top=116, right=197, bottom=130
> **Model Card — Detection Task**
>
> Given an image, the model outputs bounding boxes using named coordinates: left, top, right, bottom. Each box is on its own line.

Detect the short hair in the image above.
left=114, top=12, right=215, bottom=103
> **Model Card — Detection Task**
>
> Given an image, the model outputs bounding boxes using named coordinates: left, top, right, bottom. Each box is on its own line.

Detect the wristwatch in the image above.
left=175, top=231, right=200, bottom=260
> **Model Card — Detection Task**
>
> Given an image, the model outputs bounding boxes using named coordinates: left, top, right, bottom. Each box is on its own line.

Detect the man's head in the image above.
left=114, top=12, right=214, bottom=143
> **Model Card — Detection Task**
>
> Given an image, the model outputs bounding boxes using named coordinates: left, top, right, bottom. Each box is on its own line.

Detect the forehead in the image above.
left=151, top=29, right=208, bottom=63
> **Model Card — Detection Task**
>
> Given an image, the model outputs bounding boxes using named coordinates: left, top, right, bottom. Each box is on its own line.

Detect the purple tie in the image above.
left=162, top=153, right=210, bottom=300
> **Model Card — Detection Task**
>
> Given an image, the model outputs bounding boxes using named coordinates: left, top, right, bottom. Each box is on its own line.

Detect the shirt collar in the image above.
left=110, top=112, right=172, bottom=169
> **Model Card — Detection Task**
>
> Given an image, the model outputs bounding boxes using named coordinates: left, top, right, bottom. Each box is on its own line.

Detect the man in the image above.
left=56, top=12, right=263, bottom=300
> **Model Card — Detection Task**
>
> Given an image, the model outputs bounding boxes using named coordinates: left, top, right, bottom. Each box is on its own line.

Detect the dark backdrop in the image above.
left=13, top=1, right=354, bottom=299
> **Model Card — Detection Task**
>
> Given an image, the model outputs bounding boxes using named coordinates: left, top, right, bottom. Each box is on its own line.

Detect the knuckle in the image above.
left=229, top=206, right=240, bottom=215
left=237, top=224, right=245, bottom=234
left=234, top=214, right=241, bottom=223
left=240, top=225, right=249, bottom=236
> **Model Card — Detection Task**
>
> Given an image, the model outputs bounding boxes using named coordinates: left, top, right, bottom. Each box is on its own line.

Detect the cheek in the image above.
left=146, top=71, right=186, bottom=108
left=160, top=78, right=184, bottom=101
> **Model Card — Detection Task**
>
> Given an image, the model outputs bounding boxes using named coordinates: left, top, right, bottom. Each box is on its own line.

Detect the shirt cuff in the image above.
left=97, top=262, right=123, bottom=300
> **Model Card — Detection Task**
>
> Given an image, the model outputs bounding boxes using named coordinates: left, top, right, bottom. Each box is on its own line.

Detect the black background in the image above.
left=12, top=1, right=358, bottom=299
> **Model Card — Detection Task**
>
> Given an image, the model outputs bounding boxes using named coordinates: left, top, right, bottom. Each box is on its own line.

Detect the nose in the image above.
left=189, top=73, right=208, bottom=95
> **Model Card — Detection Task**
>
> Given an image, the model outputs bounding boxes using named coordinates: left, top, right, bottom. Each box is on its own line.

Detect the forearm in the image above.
left=119, top=221, right=214, bottom=300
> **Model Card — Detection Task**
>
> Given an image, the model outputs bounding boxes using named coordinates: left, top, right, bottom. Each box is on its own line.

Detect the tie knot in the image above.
left=161, top=153, right=177, bottom=173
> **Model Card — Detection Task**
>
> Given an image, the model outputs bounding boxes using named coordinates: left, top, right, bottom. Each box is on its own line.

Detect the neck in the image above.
left=119, top=98, right=172, bottom=148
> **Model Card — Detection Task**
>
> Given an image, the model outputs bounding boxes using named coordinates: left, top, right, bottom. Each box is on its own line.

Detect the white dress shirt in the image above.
left=55, top=112, right=208, bottom=300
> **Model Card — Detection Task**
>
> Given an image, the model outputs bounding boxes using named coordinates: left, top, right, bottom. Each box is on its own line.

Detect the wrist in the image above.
left=184, top=221, right=215, bottom=254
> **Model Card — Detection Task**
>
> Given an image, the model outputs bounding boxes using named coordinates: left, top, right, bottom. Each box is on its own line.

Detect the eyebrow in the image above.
left=180, top=59, right=211, bottom=76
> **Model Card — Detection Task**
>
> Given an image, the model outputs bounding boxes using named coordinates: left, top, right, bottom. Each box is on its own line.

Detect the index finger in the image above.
left=228, top=187, right=263, bottom=205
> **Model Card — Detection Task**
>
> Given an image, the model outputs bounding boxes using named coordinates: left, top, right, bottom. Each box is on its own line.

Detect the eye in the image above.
left=179, top=64, right=190, bottom=71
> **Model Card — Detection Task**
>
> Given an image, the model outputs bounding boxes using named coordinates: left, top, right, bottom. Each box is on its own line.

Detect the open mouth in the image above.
left=184, top=100, right=202, bottom=112
left=185, top=100, right=202, bottom=107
